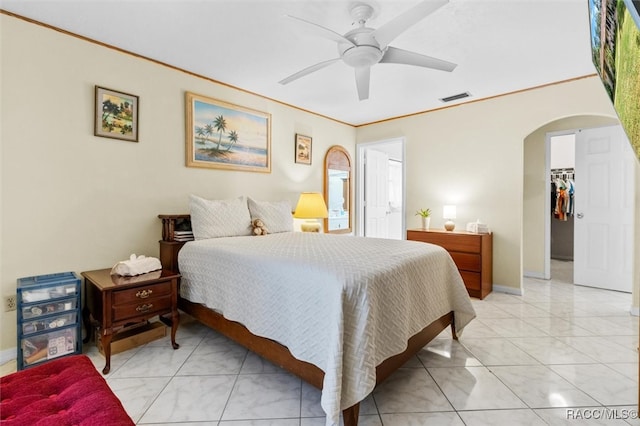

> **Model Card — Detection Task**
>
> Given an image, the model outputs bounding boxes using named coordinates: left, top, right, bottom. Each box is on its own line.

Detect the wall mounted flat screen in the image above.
left=588, top=0, right=640, bottom=159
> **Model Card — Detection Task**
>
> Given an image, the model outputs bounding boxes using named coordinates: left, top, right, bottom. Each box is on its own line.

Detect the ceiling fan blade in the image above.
left=380, top=46, right=457, bottom=72
left=279, top=58, right=341, bottom=85
left=284, top=15, right=355, bottom=47
left=355, top=67, right=371, bottom=101
left=373, top=0, right=448, bottom=48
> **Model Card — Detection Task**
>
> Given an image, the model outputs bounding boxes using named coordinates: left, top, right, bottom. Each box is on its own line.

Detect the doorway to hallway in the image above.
left=356, top=139, right=405, bottom=239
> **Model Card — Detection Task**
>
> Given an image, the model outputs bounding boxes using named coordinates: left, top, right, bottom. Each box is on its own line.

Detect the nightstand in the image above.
left=407, top=229, right=493, bottom=299
left=82, top=268, right=180, bottom=374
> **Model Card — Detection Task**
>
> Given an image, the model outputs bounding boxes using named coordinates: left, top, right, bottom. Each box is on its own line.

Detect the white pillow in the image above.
left=189, top=195, right=252, bottom=239
left=247, top=197, right=293, bottom=234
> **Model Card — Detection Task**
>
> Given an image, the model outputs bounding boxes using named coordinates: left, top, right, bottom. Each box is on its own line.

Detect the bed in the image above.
left=158, top=197, right=476, bottom=426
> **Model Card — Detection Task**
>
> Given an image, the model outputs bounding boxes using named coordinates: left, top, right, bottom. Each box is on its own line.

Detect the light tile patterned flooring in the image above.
left=7, top=260, right=640, bottom=425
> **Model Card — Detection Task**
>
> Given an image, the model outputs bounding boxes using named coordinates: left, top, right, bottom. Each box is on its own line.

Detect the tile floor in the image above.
left=6, top=260, right=640, bottom=425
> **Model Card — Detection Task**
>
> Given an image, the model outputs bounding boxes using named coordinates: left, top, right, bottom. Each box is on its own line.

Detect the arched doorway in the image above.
left=523, top=115, right=638, bottom=306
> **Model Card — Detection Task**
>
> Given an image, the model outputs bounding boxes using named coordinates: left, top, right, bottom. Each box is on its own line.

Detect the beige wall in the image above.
left=0, top=15, right=356, bottom=354
left=357, top=77, right=625, bottom=292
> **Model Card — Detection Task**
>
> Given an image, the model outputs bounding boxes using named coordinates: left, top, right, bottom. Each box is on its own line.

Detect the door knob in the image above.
left=576, top=213, right=584, bottom=219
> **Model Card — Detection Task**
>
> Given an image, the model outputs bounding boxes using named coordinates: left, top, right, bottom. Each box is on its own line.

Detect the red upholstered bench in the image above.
left=1, top=354, right=134, bottom=426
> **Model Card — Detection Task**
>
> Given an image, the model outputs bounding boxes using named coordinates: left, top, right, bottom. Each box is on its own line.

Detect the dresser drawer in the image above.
left=449, top=252, right=481, bottom=272
left=112, top=295, right=172, bottom=322
left=407, top=231, right=481, bottom=253
left=407, top=229, right=492, bottom=299
left=459, top=271, right=481, bottom=291
left=112, top=281, right=172, bottom=305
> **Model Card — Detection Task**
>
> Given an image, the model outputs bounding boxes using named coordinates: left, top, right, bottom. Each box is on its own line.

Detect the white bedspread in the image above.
left=178, top=232, right=475, bottom=425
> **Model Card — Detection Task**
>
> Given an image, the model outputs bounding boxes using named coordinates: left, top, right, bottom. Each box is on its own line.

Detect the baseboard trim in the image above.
left=493, top=284, right=523, bottom=296
left=0, top=347, right=17, bottom=365
left=523, top=270, right=546, bottom=279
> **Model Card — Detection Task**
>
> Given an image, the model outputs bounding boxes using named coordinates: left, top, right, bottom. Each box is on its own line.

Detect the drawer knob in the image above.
left=135, top=289, right=153, bottom=299
left=136, top=303, right=153, bottom=312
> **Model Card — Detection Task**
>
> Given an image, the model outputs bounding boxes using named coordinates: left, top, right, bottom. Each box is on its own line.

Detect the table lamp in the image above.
left=294, top=192, right=328, bottom=232
left=443, top=205, right=456, bottom=231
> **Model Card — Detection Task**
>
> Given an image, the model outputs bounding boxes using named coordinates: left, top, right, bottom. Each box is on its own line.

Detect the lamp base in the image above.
left=301, top=221, right=321, bottom=233
left=444, top=220, right=455, bottom=231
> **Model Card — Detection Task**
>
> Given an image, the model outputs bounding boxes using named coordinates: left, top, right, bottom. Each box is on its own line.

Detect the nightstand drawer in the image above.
left=112, top=281, right=172, bottom=305
left=112, top=295, right=172, bottom=322
left=460, top=271, right=481, bottom=291
left=450, top=252, right=481, bottom=272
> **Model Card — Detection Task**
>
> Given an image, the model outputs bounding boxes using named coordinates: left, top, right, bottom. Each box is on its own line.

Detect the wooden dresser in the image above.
left=407, top=229, right=493, bottom=299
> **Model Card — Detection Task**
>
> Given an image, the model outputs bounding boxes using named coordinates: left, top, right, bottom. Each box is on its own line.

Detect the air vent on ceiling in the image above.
left=439, top=92, right=471, bottom=103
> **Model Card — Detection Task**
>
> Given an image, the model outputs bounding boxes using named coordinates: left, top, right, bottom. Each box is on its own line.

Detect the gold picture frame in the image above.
left=185, top=92, right=271, bottom=173
left=94, top=86, right=139, bottom=142
left=295, top=134, right=312, bottom=165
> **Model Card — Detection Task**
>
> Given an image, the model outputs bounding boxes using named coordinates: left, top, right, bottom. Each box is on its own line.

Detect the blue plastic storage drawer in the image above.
left=17, top=272, right=80, bottom=303
left=16, top=272, right=82, bottom=369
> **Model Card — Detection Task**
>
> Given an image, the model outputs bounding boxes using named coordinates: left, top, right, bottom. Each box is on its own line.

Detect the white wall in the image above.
left=357, top=76, right=626, bottom=292
left=0, top=15, right=355, bottom=353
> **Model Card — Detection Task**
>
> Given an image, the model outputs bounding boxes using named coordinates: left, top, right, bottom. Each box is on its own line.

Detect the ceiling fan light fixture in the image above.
left=341, top=45, right=383, bottom=68
left=280, top=0, right=456, bottom=100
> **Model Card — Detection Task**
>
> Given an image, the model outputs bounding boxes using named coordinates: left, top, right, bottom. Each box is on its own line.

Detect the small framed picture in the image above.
left=94, top=86, right=139, bottom=142
left=295, top=134, right=312, bottom=165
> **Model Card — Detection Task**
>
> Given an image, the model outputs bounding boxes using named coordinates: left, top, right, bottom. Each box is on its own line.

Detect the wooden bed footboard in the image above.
left=178, top=297, right=324, bottom=387
left=179, top=296, right=454, bottom=426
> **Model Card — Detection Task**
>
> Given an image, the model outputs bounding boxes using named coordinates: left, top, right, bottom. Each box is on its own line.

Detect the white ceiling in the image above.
left=2, top=0, right=597, bottom=126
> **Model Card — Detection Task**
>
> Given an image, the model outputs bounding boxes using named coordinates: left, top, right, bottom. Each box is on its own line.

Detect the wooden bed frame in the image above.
left=158, top=214, right=457, bottom=426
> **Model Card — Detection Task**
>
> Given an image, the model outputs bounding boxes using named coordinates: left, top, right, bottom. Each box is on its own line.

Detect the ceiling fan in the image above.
left=278, top=0, right=457, bottom=101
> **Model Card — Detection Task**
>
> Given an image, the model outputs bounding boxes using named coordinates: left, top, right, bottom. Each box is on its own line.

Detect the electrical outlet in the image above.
left=4, top=295, right=17, bottom=312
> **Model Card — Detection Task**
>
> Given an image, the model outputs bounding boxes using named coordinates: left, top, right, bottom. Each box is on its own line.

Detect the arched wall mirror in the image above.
left=324, top=145, right=352, bottom=234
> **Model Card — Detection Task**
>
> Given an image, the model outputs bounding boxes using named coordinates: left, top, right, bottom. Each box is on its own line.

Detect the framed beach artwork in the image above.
left=185, top=92, right=271, bottom=173
left=94, top=86, right=139, bottom=142
left=295, top=134, right=312, bottom=165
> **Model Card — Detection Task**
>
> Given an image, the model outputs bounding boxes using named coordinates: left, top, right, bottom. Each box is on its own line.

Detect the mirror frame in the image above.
left=324, top=145, right=352, bottom=234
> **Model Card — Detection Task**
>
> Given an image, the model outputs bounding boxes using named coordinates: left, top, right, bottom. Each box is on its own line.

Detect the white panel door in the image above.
left=364, top=149, right=390, bottom=238
left=574, top=125, right=634, bottom=292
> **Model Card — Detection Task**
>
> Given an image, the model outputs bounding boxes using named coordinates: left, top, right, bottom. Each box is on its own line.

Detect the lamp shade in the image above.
left=443, top=205, right=457, bottom=219
left=294, top=192, right=328, bottom=219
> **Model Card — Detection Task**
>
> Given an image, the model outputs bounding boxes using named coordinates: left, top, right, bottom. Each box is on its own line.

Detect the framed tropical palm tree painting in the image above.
left=94, top=86, right=139, bottom=142
left=185, top=92, right=271, bottom=173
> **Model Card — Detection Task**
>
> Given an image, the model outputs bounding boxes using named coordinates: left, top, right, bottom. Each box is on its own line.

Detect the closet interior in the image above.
left=550, top=134, right=576, bottom=263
